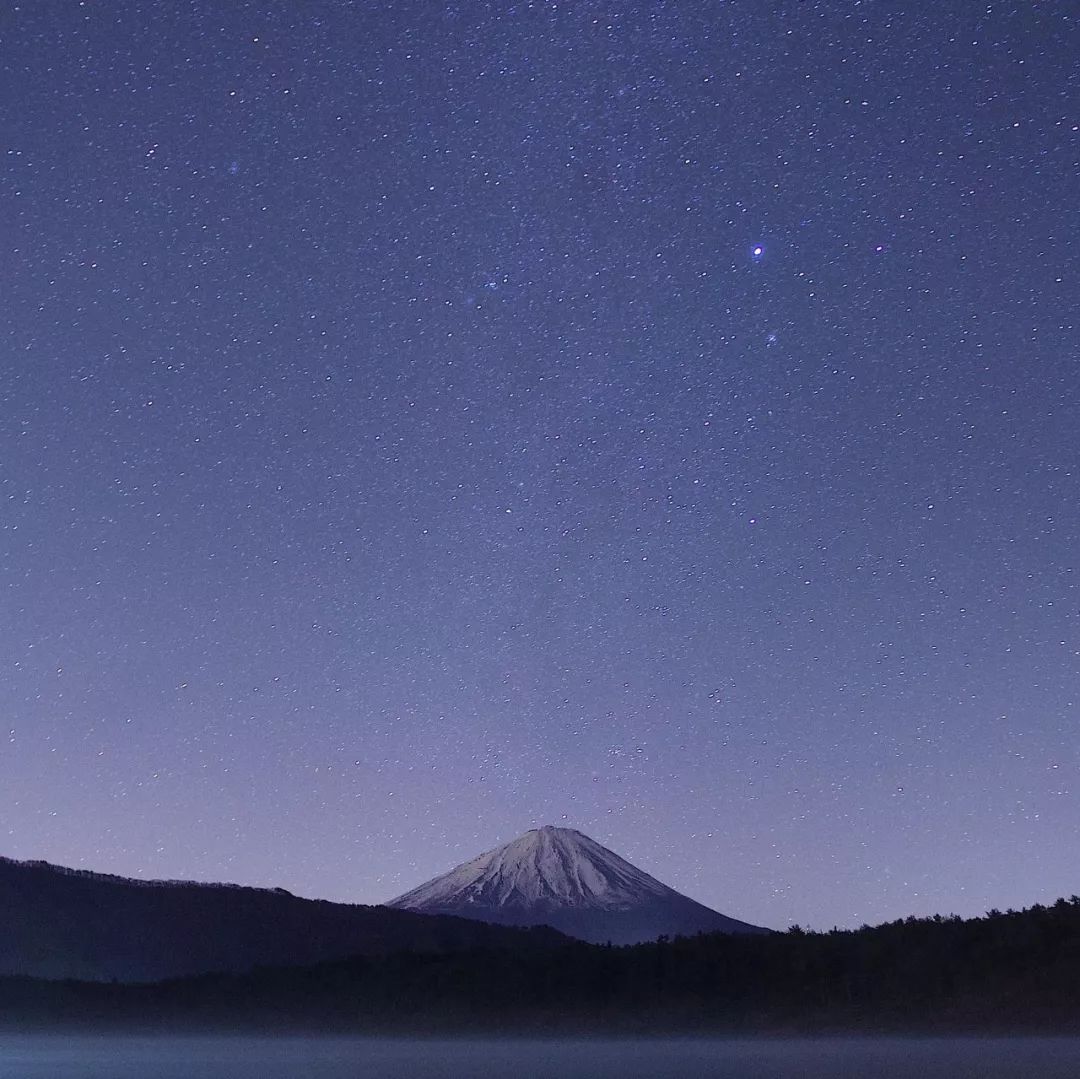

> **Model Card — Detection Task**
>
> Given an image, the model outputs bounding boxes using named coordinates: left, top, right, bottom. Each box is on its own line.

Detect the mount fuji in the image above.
left=387, top=825, right=767, bottom=945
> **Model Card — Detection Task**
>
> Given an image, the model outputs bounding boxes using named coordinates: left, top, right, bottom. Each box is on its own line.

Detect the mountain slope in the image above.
left=0, top=856, right=563, bottom=983
left=387, top=825, right=766, bottom=945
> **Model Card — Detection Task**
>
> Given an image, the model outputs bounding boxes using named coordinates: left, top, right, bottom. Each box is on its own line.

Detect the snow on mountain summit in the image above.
left=392, top=826, right=667, bottom=913
left=387, top=825, right=767, bottom=945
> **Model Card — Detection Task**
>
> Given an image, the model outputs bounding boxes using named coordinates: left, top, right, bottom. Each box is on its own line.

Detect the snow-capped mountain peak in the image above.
left=387, top=826, right=767, bottom=945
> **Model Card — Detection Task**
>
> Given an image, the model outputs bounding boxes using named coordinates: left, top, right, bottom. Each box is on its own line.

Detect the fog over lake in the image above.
left=3, top=1037, right=1080, bottom=1078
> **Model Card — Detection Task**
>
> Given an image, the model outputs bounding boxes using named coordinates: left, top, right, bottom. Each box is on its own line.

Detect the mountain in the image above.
left=0, top=855, right=563, bottom=983
left=386, top=825, right=767, bottom=945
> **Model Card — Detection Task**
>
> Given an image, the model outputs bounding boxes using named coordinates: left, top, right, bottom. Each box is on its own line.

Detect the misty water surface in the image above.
left=2, top=1036, right=1080, bottom=1078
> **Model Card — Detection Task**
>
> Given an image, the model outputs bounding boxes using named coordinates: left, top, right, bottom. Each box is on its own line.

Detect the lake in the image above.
left=1, top=1036, right=1080, bottom=1078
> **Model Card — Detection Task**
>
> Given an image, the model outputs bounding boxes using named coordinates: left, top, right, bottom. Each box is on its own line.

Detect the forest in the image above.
left=3, top=896, right=1080, bottom=1033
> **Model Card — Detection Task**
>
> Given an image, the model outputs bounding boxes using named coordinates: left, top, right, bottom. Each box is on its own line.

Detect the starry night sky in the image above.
left=2, top=2, right=1078, bottom=931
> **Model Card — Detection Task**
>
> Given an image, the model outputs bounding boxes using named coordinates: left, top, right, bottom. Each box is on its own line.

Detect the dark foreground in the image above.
left=3, top=1036, right=1080, bottom=1079
left=6, top=898, right=1080, bottom=1035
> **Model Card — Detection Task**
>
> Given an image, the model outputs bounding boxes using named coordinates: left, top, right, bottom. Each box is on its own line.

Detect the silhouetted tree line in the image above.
left=4, top=896, right=1080, bottom=1033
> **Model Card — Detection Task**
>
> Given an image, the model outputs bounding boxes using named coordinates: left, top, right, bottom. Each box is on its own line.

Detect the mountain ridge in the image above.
left=0, top=854, right=296, bottom=894
left=0, top=854, right=564, bottom=983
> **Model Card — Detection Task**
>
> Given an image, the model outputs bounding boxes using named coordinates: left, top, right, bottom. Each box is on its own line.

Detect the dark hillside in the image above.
left=4, top=895, right=1080, bottom=1033
left=0, top=856, right=564, bottom=982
